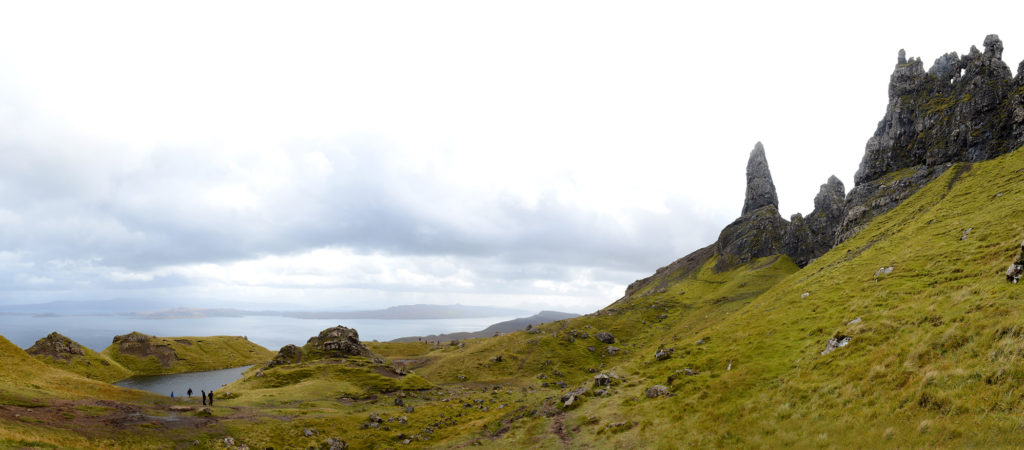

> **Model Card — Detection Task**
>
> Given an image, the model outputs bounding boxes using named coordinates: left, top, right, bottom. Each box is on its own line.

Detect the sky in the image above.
left=0, top=1, right=1022, bottom=313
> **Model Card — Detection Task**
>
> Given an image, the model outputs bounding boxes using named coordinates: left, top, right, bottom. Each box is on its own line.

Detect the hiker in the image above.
left=187, top=388, right=193, bottom=398
left=201, top=390, right=206, bottom=406
left=170, top=391, right=174, bottom=398
left=208, top=391, right=214, bottom=406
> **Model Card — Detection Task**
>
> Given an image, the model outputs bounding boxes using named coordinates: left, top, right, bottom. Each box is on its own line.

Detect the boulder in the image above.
left=594, top=332, right=615, bottom=344
left=654, top=348, right=672, bottom=361
left=645, top=385, right=670, bottom=398
left=821, top=335, right=852, bottom=355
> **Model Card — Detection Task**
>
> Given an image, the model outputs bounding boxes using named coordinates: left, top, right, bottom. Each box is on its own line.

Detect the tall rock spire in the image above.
left=742, top=142, right=779, bottom=215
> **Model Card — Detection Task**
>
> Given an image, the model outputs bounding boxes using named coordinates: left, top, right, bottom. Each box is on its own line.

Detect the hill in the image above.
left=26, top=332, right=132, bottom=383
left=100, top=332, right=274, bottom=375
left=390, top=310, right=580, bottom=343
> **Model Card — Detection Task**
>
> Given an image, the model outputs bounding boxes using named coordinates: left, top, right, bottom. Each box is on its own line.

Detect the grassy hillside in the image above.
left=26, top=332, right=133, bottom=383
left=101, top=333, right=274, bottom=375
left=0, top=335, right=187, bottom=449
left=471, top=147, right=1024, bottom=447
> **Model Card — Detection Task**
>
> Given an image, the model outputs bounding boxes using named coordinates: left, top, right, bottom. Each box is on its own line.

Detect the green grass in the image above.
left=101, top=335, right=274, bottom=375
left=31, top=346, right=133, bottom=383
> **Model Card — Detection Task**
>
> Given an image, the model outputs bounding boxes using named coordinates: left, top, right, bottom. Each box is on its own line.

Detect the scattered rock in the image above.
left=304, top=428, right=316, bottom=437
left=684, top=368, right=699, bottom=376
left=394, top=397, right=404, bottom=407
left=456, top=375, right=467, bottom=382
left=586, top=346, right=595, bottom=352
left=962, top=228, right=973, bottom=240
left=801, top=292, right=810, bottom=299
left=696, top=338, right=706, bottom=345
left=593, top=372, right=617, bottom=387
left=605, top=346, right=620, bottom=356
left=821, top=335, right=852, bottom=355
left=405, top=406, right=415, bottom=414
left=645, top=385, right=670, bottom=398
left=874, top=266, right=894, bottom=278
left=223, top=437, right=235, bottom=447
left=594, top=332, right=615, bottom=344
left=847, top=317, right=862, bottom=326
left=1006, top=240, right=1024, bottom=283
left=654, top=348, right=672, bottom=361
left=323, top=437, right=348, bottom=449
left=490, top=355, right=503, bottom=363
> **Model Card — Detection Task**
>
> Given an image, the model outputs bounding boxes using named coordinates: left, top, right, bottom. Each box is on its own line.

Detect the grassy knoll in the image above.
left=101, top=333, right=274, bottom=375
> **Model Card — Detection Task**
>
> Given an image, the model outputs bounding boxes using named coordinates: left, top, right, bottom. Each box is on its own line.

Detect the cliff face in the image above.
left=629, top=34, right=1022, bottom=297
left=839, top=34, right=1024, bottom=242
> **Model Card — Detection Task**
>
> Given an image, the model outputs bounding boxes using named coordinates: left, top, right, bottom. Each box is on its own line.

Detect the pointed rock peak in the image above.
left=898, top=49, right=906, bottom=64
left=984, top=34, right=1003, bottom=60
left=742, top=142, right=779, bottom=216
left=814, top=175, right=846, bottom=212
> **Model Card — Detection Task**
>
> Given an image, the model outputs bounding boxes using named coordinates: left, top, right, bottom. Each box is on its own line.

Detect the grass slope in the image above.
left=101, top=334, right=274, bottom=375
left=31, top=346, right=133, bottom=384
left=484, top=147, right=1024, bottom=448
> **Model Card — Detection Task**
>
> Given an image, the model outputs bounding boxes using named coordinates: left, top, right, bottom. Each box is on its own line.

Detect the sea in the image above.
left=0, top=313, right=521, bottom=352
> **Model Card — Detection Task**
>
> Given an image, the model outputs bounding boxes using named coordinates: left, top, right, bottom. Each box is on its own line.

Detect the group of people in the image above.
left=170, top=388, right=215, bottom=405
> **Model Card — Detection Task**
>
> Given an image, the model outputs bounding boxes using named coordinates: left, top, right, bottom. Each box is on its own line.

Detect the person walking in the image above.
left=187, top=388, right=193, bottom=398
left=201, top=390, right=206, bottom=406
left=208, top=391, right=214, bottom=406
left=170, top=391, right=174, bottom=398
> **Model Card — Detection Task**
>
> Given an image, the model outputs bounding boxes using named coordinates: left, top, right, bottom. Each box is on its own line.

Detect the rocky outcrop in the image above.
left=841, top=35, right=1024, bottom=243
left=26, top=332, right=86, bottom=361
left=111, top=332, right=178, bottom=367
left=715, top=143, right=846, bottom=271
left=1007, top=240, right=1024, bottom=283
left=265, top=344, right=304, bottom=369
left=743, top=142, right=779, bottom=215
left=306, top=326, right=375, bottom=359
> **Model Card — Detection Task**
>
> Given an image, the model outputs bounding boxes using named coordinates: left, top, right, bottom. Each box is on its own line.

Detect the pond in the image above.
left=114, top=365, right=254, bottom=397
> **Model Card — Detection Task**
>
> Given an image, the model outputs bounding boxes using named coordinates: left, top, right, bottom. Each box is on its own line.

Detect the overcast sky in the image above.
left=0, top=1, right=1021, bottom=313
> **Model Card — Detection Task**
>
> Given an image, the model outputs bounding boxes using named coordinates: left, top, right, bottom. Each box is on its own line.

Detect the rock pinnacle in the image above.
left=742, top=142, right=779, bottom=216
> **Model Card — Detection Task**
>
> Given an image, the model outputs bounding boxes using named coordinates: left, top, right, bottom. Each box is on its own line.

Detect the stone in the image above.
left=324, top=437, right=348, bottom=450
left=874, top=266, right=894, bottom=278
left=405, top=406, right=415, bottom=413
left=645, top=385, right=670, bottom=398
left=654, top=348, right=672, bottom=361
left=801, top=292, right=810, bottom=299
left=1007, top=241, right=1024, bottom=283
left=742, top=142, right=779, bottom=215
left=223, top=437, right=235, bottom=447
left=593, top=372, right=617, bottom=387
left=490, top=355, right=503, bottom=363
left=304, top=428, right=316, bottom=437
left=684, top=368, right=699, bottom=376
left=821, top=335, right=852, bottom=355
left=605, top=346, right=620, bottom=356
left=594, top=331, right=615, bottom=344
left=962, top=228, right=972, bottom=240
left=847, top=317, right=862, bottom=326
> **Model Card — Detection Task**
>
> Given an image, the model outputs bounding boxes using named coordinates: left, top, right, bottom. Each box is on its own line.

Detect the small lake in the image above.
left=114, top=365, right=253, bottom=397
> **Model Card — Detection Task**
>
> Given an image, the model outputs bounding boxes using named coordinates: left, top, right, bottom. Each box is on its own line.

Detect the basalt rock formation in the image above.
left=715, top=143, right=846, bottom=271
left=26, top=332, right=86, bottom=361
left=838, top=34, right=1024, bottom=242
left=305, top=325, right=376, bottom=359
left=111, top=331, right=178, bottom=367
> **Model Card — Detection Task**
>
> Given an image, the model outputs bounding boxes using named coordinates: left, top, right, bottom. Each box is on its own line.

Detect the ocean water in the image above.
left=0, top=314, right=521, bottom=352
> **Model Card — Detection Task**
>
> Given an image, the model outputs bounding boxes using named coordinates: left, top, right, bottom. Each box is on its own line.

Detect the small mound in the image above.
left=304, top=326, right=376, bottom=359
left=26, top=332, right=86, bottom=361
